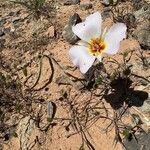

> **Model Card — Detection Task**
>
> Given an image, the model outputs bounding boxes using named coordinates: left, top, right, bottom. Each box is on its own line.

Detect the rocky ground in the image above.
left=0, top=0, right=150, bottom=150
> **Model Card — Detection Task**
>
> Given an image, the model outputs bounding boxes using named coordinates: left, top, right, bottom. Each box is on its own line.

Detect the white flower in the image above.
left=69, top=12, right=127, bottom=73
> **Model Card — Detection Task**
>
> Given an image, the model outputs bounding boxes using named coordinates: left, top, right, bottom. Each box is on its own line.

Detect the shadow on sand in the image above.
left=104, top=77, right=148, bottom=110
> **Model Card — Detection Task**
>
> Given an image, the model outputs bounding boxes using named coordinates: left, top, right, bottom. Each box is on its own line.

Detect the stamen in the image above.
left=88, top=38, right=106, bottom=56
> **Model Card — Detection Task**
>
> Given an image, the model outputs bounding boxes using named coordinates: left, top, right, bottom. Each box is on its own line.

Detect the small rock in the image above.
left=101, top=8, right=111, bottom=19
left=3, top=27, right=11, bottom=34
left=132, top=95, right=150, bottom=126
left=80, top=3, right=92, bottom=11
left=134, top=7, right=150, bottom=20
left=55, top=75, right=71, bottom=85
left=123, top=13, right=136, bottom=27
left=0, top=39, right=5, bottom=51
left=68, top=13, right=82, bottom=25
left=17, top=116, right=34, bottom=150
left=0, top=18, right=6, bottom=26
left=131, top=114, right=142, bottom=126
left=102, top=0, right=118, bottom=6
left=132, top=0, right=143, bottom=10
left=47, top=101, right=56, bottom=119
left=12, top=17, right=21, bottom=24
left=0, top=29, right=5, bottom=37
left=123, top=130, right=150, bottom=150
left=133, top=0, right=150, bottom=20
left=75, top=82, right=85, bottom=90
left=8, top=11, right=15, bottom=16
left=138, top=96, right=150, bottom=113
left=4, top=133, right=10, bottom=141
left=46, top=26, right=55, bottom=37
left=64, top=0, right=80, bottom=5
left=132, top=0, right=148, bottom=11
left=134, top=23, right=150, bottom=49
left=62, top=13, right=82, bottom=44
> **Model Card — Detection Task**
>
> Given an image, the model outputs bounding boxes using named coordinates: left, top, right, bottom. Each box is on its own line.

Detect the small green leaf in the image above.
left=109, top=0, right=114, bottom=4
left=79, top=145, right=85, bottom=150
left=13, top=132, right=18, bottom=138
left=122, top=129, right=131, bottom=139
left=95, top=77, right=102, bottom=85
left=110, top=72, right=117, bottom=81
left=60, top=90, right=68, bottom=99
left=123, top=52, right=129, bottom=58
left=15, top=104, right=23, bottom=113
left=0, top=72, right=6, bottom=84
left=47, top=117, right=53, bottom=123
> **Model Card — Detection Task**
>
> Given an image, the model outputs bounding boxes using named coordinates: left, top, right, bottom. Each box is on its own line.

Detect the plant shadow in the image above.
left=104, top=77, right=148, bottom=110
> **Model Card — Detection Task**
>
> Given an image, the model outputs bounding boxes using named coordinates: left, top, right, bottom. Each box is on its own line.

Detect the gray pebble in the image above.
left=138, top=96, right=150, bottom=113
left=12, top=17, right=21, bottom=24
left=8, top=11, right=15, bottom=16
left=63, top=13, right=82, bottom=44
left=124, top=13, right=136, bottom=27
left=101, top=0, right=118, bottom=6
left=0, top=39, right=6, bottom=51
left=134, top=4, right=150, bottom=20
left=134, top=23, right=150, bottom=49
left=132, top=0, right=147, bottom=10
left=101, top=8, right=111, bottom=19
left=64, top=0, right=80, bottom=5
left=123, top=130, right=150, bottom=150
left=0, top=18, right=6, bottom=27
left=131, top=114, right=142, bottom=126
left=48, top=101, right=54, bottom=118
left=3, top=27, right=11, bottom=34
left=0, top=29, right=5, bottom=37
left=80, top=3, right=92, bottom=11
left=47, top=101, right=56, bottom=119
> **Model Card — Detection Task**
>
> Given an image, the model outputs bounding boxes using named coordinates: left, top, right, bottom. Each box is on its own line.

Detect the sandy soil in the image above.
left=0, top=0, right=150, bottom=150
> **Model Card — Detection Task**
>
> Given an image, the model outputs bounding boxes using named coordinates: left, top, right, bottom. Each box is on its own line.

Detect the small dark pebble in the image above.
left=0, top=39, right=6, bottom=51
left=64, top=0, right=80, bottom=5
left=101, top=0, right=118, bottom=6
left=8, top=11, right=15, bottom=16
left=134, top=24, right=150, bottom=49
left=12, top=17, right=21, bottom=24
left=4, top=133, right=10, bottom=141
left=132, top=0, right=143, bottom=10
left=68, top=13, right=82, bottom=27
left=101, top=8, right=111, bottom=19
left=0, top=18, right=6, bottom=26
left=124, top=13, right=136, bottom=27
left=3, top=27, right=11, bottom=34
left=0, top=29, right=5, bottom=37
left=45, top=87, right=49, bottom=91
left=63, top=13, right=82, bottom=44
left=80, top=3, right=92, bottom=10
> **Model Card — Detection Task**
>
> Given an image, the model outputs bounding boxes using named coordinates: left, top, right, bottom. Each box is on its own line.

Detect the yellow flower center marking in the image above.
left=88, top=38, right=106, bottom=56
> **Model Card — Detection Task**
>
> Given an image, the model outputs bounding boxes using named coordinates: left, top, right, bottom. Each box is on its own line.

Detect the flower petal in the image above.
left=104, top=23, right=127, bottom=54
left=77, top=40, right=89, bottom=47
left=69, top=46, right=95, bottom=73
left=97, top=55, right=102, bottom=62
left=72, top=12, right=102, bottom=42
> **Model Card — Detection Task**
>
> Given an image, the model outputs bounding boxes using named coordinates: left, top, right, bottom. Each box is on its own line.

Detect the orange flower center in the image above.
left=88, top=38, right=106, bottom=56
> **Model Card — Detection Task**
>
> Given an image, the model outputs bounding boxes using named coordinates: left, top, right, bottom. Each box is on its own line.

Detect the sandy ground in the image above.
left=0, top=0, right=150, bottom=150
